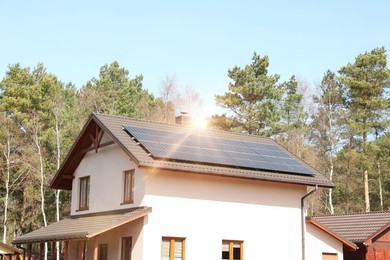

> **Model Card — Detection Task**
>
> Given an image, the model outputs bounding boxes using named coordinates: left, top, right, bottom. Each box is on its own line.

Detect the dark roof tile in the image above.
left=51, top=113, right=334, bottom=189
left=314, top=211, right=390, bottom=243
left=94, top=114, right=333, bottom=188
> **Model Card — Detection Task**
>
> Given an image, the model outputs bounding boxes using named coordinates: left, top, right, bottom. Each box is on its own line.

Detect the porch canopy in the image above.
left=13, top=207, right=151, bottom=244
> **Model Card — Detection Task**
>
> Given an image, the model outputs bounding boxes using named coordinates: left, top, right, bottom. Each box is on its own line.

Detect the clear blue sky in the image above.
left=1, top=0, right=389, bottom=116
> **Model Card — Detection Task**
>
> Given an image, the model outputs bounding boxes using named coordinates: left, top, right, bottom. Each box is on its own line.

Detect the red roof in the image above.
left=306, top=218, right=357, bottom=251
left=314, top=211, right=390, bottom=244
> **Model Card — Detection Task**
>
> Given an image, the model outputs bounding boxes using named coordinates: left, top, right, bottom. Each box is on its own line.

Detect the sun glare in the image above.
left=191, top=115, right=208, bottom=129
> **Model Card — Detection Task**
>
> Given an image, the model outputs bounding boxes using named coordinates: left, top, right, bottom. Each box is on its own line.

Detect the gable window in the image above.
left=98, top=244, right=108, bottom=260
left=222, top=240, right=243, bottom=260
left=79, top=176, right=90, bottom=210
left=123, top=170, right=134, bottom=204
left=121, top=237, right=132, bottom=260
left=161, top=237, right=185, bottom=260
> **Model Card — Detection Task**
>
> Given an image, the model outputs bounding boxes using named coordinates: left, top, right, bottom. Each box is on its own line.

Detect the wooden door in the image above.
left=322, top=253, right=338, bottom=260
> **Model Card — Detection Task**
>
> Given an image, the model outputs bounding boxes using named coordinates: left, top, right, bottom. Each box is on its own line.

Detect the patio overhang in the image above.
left=13, top=207, right=151, bottom=244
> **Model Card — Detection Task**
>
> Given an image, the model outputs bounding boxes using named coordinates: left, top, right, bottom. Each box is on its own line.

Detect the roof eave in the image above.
left=50, top=113, right=141, bottom=190
left=364, top=223, right=390, bottom=246
left=306, top=218, right=357, bottom=251
left=93, top=114, right=140, bottom=165
left=50, top=114, right=95, bottom=190
left=13, top=233, right=88, bottom=245
left=139, top=162, right=335, bottom=188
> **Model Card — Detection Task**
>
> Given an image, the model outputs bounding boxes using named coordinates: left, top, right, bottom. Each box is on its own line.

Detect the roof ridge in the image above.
left=93, top=113, right=273, bottom=141
left=315, top=210, right=390, bottom=218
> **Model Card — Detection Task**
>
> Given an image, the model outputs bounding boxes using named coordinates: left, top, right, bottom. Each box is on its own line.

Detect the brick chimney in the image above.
left=175, top=112, right=191, bottom=125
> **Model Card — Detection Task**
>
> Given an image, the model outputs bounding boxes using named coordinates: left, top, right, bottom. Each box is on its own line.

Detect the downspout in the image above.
left=301, top=185, right=318, bottom=260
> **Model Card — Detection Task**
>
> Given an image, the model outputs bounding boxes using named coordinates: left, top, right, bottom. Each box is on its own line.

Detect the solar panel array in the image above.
left=123, top=125, right=315, bottom=176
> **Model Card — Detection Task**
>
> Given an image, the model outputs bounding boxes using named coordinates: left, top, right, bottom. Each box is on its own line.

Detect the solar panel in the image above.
left=123, top=125, right=314, bottom=176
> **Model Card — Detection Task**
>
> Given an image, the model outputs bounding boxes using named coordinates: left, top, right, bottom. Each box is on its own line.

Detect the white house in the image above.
left=13, top=113, right=355, bottom=260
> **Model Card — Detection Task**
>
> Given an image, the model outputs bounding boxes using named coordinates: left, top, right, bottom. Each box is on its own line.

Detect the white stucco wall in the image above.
left=306, top=222, right=343, bottom=260
left=67, top=217, right=144, bottom=260
left=70, top=143, right=145, bottom=216
left=141, top=168, right=307, bottom=260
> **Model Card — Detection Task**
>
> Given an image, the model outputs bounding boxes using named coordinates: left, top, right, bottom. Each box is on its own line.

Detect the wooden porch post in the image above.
left=51, top=242, right=56, bottom=260
left=78, top=240, right=86, bottom=260
left=78, top=240, right=83, bottom=260
left=27, top=244, right=32, bottom=260
left=93, top=236, right=98, bottom=260
left=64, top=241, right=69, bottom=260
left=39, top=242, right=44, bottom=260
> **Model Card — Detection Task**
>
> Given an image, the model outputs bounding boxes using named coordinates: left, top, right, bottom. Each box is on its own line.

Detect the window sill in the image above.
left=120, top=201, right=133, bottom=205
left=76, top=208, right=89, bottom=212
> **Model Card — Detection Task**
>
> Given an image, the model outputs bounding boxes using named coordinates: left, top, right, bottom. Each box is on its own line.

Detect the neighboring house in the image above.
left=13, top=113, right=348, bottom=260
left=0, top=241, right=22, bottom=260
left=314, top=211, right=390, bottom=260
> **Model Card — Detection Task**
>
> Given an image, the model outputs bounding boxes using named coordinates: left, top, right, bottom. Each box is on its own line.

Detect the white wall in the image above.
left=67, top=217, right=144, bottom=260
left=70, top=143, right=145, bottom=216
left=141, top=168, right=307, bottom=260
left=306, top=222, right=343, bottom=260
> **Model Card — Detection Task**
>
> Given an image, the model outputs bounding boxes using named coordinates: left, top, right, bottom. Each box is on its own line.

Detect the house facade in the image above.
left=14, top=113, right=347, bottom=260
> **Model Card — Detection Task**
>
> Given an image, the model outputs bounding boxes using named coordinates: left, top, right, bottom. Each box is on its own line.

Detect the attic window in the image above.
left=123, top=170, right=134, bottom=204
left=79, top=176, right=90, bottom=211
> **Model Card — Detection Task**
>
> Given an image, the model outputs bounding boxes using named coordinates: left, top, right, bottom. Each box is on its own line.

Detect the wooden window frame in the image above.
left=121, top=237, right=132, bottom=260
left=122, top=170, right=134, bottom=204
left=222, top=240, right=243, bottom=260
left=78, top=176, right=90, bottom=211
left=161, top=237, right=185, bottom=260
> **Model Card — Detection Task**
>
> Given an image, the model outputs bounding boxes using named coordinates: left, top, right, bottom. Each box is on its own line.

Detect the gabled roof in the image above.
left=306, top=218, right=357, bottom=251
left=13, top=207, right=151, bottom=244
left=313, top=211, right=390, bottom=244
left=51, top=113, right=334, bottom=190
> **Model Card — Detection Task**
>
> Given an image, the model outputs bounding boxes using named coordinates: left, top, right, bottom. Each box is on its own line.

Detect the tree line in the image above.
left=213, top=48, right=390, bottom=215
left=0, top=48, right=389, bottom=246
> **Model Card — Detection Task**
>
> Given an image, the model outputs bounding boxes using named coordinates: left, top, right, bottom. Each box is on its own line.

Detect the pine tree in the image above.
left=215, top=52, right=283, bottom=135
left=339, top=47, right=390, bottom=212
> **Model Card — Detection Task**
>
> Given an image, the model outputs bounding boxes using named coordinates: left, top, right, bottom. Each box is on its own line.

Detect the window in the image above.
left=161, top=237, right=185, bottom=260
left=98, top=244, right=108, bottom=260
left=121, top=237, right=132, bottom=260
left=79, top=176, right=90, bottom=210
left=123, top=170, right=134, bottom=204
left=222, top=240, right=243, bottom=260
